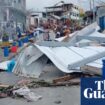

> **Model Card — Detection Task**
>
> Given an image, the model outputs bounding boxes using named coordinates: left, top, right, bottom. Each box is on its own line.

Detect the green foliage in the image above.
left=2, top=33, right=9, bottom=42
left=3, top=33, right=8, bottom=37
left=80, top=13, right=85, bottom=18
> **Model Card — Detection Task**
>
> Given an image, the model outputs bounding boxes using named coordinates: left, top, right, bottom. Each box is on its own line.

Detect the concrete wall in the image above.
left=0, top=8, right=4, bottom=21
left=9, top=9, right=26, bottom=24
left=0, top=0, right=26, bottom=30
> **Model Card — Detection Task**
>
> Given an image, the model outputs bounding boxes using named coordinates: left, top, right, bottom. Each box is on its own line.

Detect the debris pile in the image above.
left=0, top=22, right=104, bottom=104
left=0, top=83, right=42, bottom=102
left=0, top=72, right=100, bottom=101
left=13, top=86, right=42, bottom=102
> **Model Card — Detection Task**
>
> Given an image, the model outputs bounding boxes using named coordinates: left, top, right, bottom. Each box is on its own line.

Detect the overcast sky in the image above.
left=26, top=0, right=103, bottom=11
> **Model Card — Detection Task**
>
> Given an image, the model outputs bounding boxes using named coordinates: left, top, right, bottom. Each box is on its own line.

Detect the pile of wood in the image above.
left=52, top=72, right=100, bottom=86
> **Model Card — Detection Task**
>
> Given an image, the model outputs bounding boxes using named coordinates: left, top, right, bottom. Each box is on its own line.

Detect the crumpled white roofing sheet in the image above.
left=89, top=31, right=105, bottom=38
left=56, top=22, right=100, bottom=42
left=77, top=22, right=99, bottom=36
left=13, top=44, right=105, bottom=78
left=87, top=57, right=105, bottom=69
left=13, top=23, right=105, bottom=78
left=35, top=45, right=105, bottom=73
left=13, top=46, right=48, bottom=78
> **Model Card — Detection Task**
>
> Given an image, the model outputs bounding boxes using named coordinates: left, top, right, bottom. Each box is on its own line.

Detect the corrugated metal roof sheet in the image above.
left=12, top=22, right=105, bottom=78
left=13, top=44, right=105, bottom=78
left=35, top=45, right=105, bottom=72
left=89, top=31, right=105, bottom=37
left=13, top=46, right=48, bottom=78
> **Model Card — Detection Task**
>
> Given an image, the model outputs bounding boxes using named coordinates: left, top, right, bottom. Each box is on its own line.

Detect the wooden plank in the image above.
left=0, top=84, right=9, bottom=88
left=81, top=66, right=101, bottom=75
left=52, top=78, right=80, bottom=86
left=53, top=72, right=98, bottom=85
left=53, top=75, right=78, bottom=84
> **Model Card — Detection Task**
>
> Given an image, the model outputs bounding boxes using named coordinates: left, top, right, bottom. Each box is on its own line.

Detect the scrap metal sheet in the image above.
left=35, top=45, right=105, bottom=73
left=13, top=46, right=48, bottom=78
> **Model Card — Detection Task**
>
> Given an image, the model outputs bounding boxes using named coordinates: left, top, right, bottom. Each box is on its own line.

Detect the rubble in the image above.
left=0, top=0, right=105, bottom=104
left=0, top=85, right=14, bottom=98
left=12, top=23, right=105, bottom=78
left=0, top=71, right=100, bottom=102
left=53, top=75, right=76, bottom=84
left=0, top=82, right=43, bottom=101
left=0, top=93, right=8, bottom=98
left=0, top=16, right=104, bottom=105
left=13, top=86, right=42, bottom=102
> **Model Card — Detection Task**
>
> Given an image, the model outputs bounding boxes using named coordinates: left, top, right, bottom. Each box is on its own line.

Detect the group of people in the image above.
left=55, top=25, right=71, bottom=38
left=27, top=19, right=72, bottom=41
left=27, top=25, right=50, bottom=41
left=24, top=18, right=83, bottom=42
left=46, top=19, right=71, bottom=38
left=0, top=18, right=82, bottom=43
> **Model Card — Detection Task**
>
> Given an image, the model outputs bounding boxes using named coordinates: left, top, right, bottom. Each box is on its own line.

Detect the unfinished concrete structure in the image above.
left=0, top=0, right=26, bottom=29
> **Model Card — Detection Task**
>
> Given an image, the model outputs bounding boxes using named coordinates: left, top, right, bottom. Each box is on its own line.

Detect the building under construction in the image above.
left=0, top=0, right=26, bottom=29
left=45, top=2, right=80, bottom=21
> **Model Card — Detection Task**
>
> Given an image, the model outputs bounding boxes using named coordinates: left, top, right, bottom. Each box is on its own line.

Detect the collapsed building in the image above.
left=12, top=23, right=105, bottom=78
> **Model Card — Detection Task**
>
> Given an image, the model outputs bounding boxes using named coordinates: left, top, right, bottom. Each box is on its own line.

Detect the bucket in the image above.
left=2, top=42, right=10, bottom=46
left=4, top=47, right=9, bottom=57
left=11, top=46, right=18, bottom=53
left=18, top=40, right=23, bottom=47
left=24, top=37, right=29, bottom=43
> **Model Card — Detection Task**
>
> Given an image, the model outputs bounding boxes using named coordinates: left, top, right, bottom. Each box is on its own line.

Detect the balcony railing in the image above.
left=47, top=8, right=63, bottom=12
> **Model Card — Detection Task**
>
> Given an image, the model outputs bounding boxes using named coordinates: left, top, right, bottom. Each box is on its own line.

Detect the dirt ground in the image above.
left=0, top=72, right=80, bottom=105
left=0, top=86, right=80, bottom=105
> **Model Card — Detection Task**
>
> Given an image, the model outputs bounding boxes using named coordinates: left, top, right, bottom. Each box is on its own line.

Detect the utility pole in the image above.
left=92, top=0, right=96, bottom=22
left=78, top=0, right=82, bottom=24
left=89, top=0, right=96, bottom=22
left=89, top=0, right=92, bottom=10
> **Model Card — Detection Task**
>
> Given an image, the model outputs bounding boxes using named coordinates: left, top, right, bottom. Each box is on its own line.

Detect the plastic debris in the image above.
left=13, top=86, right=42, bottom=102
left=7, top=59, right=15, bottom=72
left=13, top=86, right=30, bottom=96
left=24, top=92, right=42, bottom=102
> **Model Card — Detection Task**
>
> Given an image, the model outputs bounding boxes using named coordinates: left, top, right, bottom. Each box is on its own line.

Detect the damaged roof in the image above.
left=12, top=22, right=105, bottom=78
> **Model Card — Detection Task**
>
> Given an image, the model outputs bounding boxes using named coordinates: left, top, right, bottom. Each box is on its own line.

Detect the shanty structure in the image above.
left=13, top=23, right=105, bottom=78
